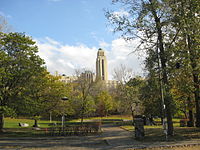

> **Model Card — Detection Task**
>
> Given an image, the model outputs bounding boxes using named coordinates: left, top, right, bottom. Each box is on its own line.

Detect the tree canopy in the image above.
left=0, top=32, right=45, bottom=131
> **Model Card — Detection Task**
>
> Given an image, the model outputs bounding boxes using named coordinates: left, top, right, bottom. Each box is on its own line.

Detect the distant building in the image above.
left=81, top=70, right=95, bottom=83
left=60, top=75, right=77, bottom=83
left=58, top=48, right=118, bottom=88
left=96, top=48, right=108, bottom=81
left=106, top=80, right=118, bottom=89
left=96, top=48, right=118, bottom=88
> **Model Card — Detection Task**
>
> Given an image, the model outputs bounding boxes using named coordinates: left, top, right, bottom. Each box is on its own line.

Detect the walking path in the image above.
left=0, top=125, right=200, bottom=150
left=98, top=124, right=141, bottom=149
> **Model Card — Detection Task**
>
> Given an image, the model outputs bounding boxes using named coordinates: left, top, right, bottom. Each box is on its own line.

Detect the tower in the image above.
left=96, top=48, right=108, bottom=81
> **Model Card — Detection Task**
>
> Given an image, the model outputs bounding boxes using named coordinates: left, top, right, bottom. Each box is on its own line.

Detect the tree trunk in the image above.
left=187, top=34, right=200, bottom=127
left=0, top=113, right=4, bottom=133
left=194, top=67, right=200, bottom=122
left=183, top=111, right=188, bottom=120
left=165, top=101, right=174, bottom=136
left=149, top=0, right=174, bottom=135
left=188, top=109, right=194, bottom=127
left=187, top=97, right=194, bottom=127
left=49, top=112, right=52, bottom=123
left=80, top=98, right=86, bottom=126
left=183, top=98, right=188, bottom=119
left=193, top=74, right=200, bottom=127
left=160, top=117, right=163, bottom=125
left=80, top=107, right=84, bottom=126
left=81, top=115, right=84, bottom=126
left=33, top=119, right=38, bottom=127
left=130, top=105, right=135, bottom=126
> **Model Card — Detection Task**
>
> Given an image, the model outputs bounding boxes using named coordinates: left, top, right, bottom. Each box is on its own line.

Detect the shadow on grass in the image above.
left=1, top=121, right=102, bottom=138
left=139, top=127, right=200, bottom=142
left=0, top=128, right=48, bottom=137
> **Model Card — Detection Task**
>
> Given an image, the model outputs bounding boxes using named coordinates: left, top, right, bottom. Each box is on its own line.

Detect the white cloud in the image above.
left=0, top=11, right=12, bottom=18
left=99, top=41, right=110, bottom=49
left=107, top=38, right=145, bottom=78
left=35, top=37, right=144, bottom=79
left=45, top=37, right=60, bottom=45
left=112, top=9, right=129, bottom=18
left=67, top=62, right=75, bottom=69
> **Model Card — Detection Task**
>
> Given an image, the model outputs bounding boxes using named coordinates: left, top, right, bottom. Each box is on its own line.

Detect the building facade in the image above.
left=59, top=48, right=118, bottom=88
left=81, top=70, right=95, bottom=83
left=96, top=48, right=108, bottom=81
left=60, top=75, right=77, bottom=83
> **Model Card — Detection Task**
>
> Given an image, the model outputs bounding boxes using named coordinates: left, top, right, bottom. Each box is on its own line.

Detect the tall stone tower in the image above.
left=96, top=48, right=108, bottom=81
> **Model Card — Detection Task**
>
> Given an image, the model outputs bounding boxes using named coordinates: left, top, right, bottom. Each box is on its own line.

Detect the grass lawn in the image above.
left=70, top=115, right=132, bottom=122
left=0, top=118, right=54, bottom=137
left=1, top=117, right=200, bottom=150
left=4, top=115, right=131, bottom=129
left=3, top=116, right=199, bottom=141
left=131, top=145, right=200, bottom=150
left=2, top=116, right=128, bottom=137
left=121, top=125, right=200, bottom=142
left=1, top=115, right=131, bottom=137
left=4, top=117, right=53, bottom=128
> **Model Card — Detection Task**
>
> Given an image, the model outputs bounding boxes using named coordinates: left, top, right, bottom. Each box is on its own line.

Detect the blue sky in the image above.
left=1, top=0, right=144, bottom=79
left=1, top=0, right=117, bottom=47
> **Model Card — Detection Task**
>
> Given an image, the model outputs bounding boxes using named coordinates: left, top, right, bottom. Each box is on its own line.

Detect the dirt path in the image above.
left=0, top=126, right=133, bottom=150
left=98, top=124, right=141, bottom=149
left=0, top=125, right=200, bottom=150
left=0, top=125, right=138, bottom=150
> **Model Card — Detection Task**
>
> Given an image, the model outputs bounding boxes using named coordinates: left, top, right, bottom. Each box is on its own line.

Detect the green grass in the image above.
left=3, top=116, right=181, bottom=130
left=5, top=116, right=128, bottom=129
left=1, top=118, right=56, bottom=137
left=2, top=116, right=192, bottom=139
left=70, top=115, right=132, bottom=122
left=1, top=116, right=131, bottom=137
left=68, top=115, right=133, bottom=125
left=130, top=145, right=200, bottom=150
left=154, top=118, right=180, bottom=122
left=121, top=125, right=200, bottom=142
left=4, top=117, right=55, bottom=128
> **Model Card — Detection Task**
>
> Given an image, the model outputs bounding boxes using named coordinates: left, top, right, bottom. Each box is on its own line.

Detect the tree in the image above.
left=169, top=0, right=200, bottom=127
left=13, top=71, right=48, bottom=127
left=170, top=60, right=195, bottom=126
left=0, top=32, right=45, bottom=132
left=52, top=98, right=74, bottom=120
left=16, top=72, right=71, bottom=127
left=106, top=0, right=176, bottom=136
left=140, top=73, right=165, bottom=121
left=40, top=74, right=73, bottom=118
left=73, top=69, right=96, bottom=124
left=0, top=15, right=11, bottom=32
left=96, top=91, right=114, bottom=117
left=113, top=65, right=144, bottom=120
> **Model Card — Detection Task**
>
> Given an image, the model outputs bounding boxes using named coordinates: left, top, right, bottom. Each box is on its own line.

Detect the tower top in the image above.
left=97, top=48, right=105, bottom=56
left=96, top=48, right=108, bottom=81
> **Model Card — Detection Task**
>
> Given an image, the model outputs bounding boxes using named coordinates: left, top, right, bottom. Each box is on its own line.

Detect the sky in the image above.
left=1, top=0, right=144, bottom=79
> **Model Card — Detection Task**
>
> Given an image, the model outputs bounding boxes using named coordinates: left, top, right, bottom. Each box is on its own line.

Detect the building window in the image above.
left=102, top=59, right=104, bottom=80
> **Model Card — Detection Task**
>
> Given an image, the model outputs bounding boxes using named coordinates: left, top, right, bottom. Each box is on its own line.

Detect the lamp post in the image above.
left=61, top=97, right=69, bottom=134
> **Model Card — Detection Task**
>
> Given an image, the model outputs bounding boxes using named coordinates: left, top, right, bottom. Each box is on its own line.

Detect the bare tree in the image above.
left=113, top=65, right=143, bottom=121
left=74, top=69, right=96, bottom=124
left=0, top=15, right=12, bottom=32
left=113, top=64, right=134, bottom=84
